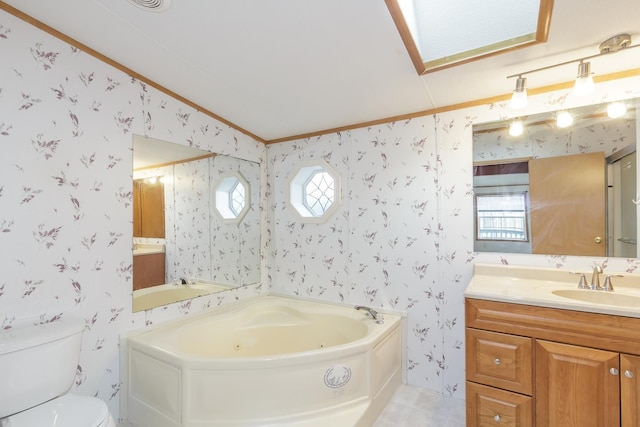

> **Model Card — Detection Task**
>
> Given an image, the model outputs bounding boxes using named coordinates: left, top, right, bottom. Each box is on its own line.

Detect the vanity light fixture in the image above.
left=573, top=61, right=595, bottom=97
left=607, top=101, right=627, bottom=118
left=509, top=119, right=524, bottom=136
left=507, top=33, right=636, bottom=109
left=556, top=111, right=574, bottom=128
left=509, top=77, right=528, bottom=109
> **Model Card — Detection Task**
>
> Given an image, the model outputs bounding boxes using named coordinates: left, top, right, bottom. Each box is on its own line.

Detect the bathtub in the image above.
left=125, top=296, right=403, bottom=426
left=132, top=282, right=230, bottom=312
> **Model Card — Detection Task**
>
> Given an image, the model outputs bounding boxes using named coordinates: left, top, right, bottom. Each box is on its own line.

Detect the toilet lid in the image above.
left=7, top=394, right=113, bottom=427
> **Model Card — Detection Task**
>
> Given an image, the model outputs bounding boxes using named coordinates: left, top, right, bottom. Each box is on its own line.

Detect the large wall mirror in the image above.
left=473, top=98, right=639, bottom=258
left=132, top=135, right=261, bottom=311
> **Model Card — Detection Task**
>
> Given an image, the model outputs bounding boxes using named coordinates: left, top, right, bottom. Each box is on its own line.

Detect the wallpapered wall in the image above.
left=3, top=4, right=640, bottom=422
left=0, top=9, right=265, bottom=420
left=266, top=85, right=640, bottom=397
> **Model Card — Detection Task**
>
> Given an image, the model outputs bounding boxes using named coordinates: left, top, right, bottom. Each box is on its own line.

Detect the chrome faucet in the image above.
left=355, top=305, right=384, bottom=324
left=576, top=273, right=588, bottom=289
left=601, top=275, right=615, bottom=292
left=574, top=265, right=618, bottom=292
left=590, top=264, right=603, bottom=290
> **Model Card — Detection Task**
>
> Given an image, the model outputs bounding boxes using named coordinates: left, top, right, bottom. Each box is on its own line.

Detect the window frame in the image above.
left=214, top=172, right=250, bottom=224
left=286, top=160, right=342, bottom=223
left=474, top=191, right=531, bottom=243
left=384, top=0, right=554, bottom=74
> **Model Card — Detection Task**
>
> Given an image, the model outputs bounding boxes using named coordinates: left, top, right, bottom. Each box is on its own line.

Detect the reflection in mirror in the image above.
left=133, top=177, right=165, bottom=239
left=132, top=135, right=261, bottom=311
left=473, top=99, right=638, bottom=257
left=214, top=173, right=250, bottom=223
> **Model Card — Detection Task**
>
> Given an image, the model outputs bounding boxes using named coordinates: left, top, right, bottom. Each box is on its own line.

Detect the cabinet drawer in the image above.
left=466, top=328, right=533, bottom=395
left=466, top=382, right=532, bottom=427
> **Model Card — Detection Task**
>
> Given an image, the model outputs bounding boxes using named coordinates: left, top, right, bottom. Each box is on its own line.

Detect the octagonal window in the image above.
left=287, top=161, right=341, bottom=223
left=215, top=173, right=250, bottom=223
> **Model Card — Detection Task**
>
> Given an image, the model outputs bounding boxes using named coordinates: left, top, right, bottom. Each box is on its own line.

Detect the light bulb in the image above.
left=556, top=111, right=574, bottom=128
left=573, top=62, right=595, bottom=97
left=510, top=90, right=528, bottom=109
left=509, top=77, right=528, bottom=109
left=607, top=102, right=627, bottom=118
left=509, top=120, right=524, bottom=137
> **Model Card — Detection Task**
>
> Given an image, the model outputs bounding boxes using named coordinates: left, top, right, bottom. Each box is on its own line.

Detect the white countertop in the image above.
left=465, top=263, right=640, bottom=318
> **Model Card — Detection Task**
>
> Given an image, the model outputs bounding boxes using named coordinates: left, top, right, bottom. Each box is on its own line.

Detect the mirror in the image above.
left=473, top=99, right=638, bottom=257
left=132, top=135, right=261, bottom=311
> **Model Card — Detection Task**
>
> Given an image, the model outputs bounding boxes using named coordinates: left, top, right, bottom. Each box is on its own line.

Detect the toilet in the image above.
left=0, top=317, right=116, bottom=427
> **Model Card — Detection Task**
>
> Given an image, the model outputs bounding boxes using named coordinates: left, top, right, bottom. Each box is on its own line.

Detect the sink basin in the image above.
left=552, top=289, right=640, bottom=307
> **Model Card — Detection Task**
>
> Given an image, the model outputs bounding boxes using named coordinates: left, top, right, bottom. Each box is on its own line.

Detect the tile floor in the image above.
left=118, top=384, right=465, bottom=427
left=373, top=384, right=465, bottom=427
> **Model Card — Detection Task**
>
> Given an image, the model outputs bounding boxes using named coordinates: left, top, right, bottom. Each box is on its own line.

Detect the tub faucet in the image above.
left=355, top=305, right=384, bottom=324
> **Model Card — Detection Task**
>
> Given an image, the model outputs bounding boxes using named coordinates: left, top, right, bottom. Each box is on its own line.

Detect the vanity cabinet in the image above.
left=133, top=252, right=165, bottom=290
left=466, top=298, right=640, bottom=427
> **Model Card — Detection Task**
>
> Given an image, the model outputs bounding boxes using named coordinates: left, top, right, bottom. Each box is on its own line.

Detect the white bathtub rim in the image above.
left=127, top=294, right=264, bottom=337
left=127, top=296, right=402, bottom=367
left=129, top=322, right=401, bottom=373
left=127, top=293, right=405, bottom=339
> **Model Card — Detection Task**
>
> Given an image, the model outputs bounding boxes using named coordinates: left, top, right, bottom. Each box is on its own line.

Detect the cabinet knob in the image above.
left=494, top=414, right=501, bottom=422
left=595, top=236, right=603, bottom=243
left=610, top=367, right=620, bottom=376
left=625, top=370, right=634, bottom=379
left=494, top=358, right=501, bottom=366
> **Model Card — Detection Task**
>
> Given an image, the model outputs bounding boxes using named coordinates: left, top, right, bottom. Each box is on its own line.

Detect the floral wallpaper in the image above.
left=3, top=4, right=640, bottom=423
left=0, top=9, right=265, bottom=421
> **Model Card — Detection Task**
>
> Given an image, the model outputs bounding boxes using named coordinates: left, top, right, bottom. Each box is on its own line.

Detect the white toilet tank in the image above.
left=0, top=317, right=84, bottom=418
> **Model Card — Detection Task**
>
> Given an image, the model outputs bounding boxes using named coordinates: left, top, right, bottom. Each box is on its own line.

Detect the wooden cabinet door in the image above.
left=140, top=179, right=165, bottom=238
left=132, top=253, right=166, bottom=290
left=133, top=178, right=165, bottom=238
left=622, top=354, right=640, bottom=427
left=529, top=152, right=605, bottom=256
left=535, top=340, right=620, bottom=427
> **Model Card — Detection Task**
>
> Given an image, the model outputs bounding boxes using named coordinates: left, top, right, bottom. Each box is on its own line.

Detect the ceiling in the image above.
left=133, top=135, right=211, bottom=170
left=3, top=0, right=640, bottom=142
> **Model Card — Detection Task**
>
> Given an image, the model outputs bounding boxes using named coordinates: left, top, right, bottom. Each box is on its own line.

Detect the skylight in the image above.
left=386, top=0, right=553, bottom=74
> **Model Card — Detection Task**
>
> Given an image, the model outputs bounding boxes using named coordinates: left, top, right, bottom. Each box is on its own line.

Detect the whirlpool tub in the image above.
left=125, top=296, right=403, bottom=426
